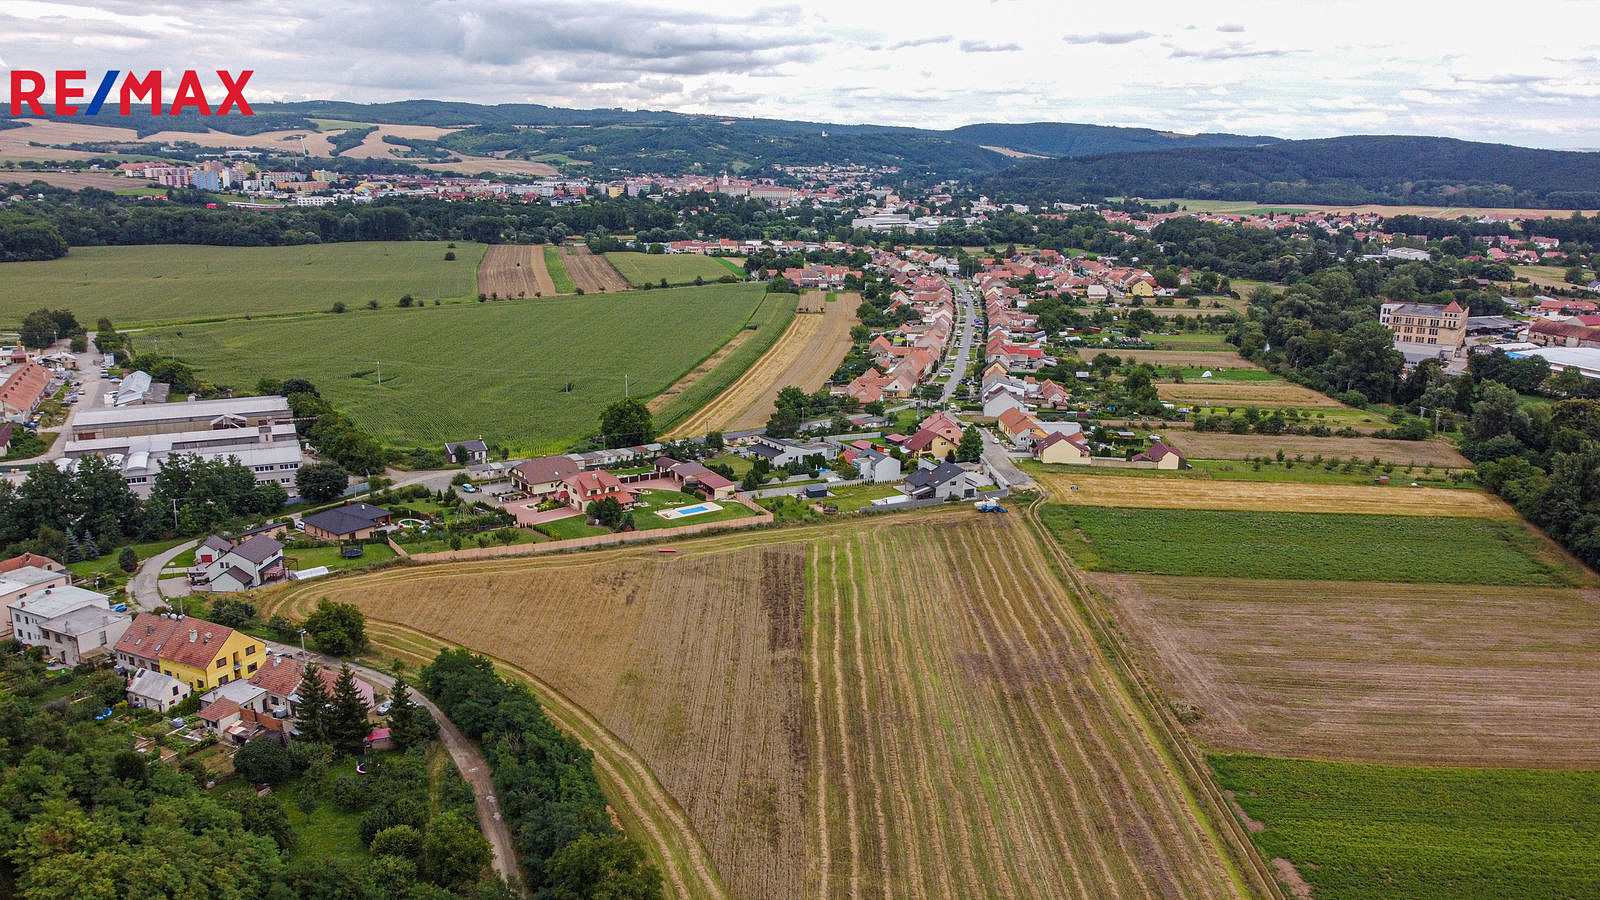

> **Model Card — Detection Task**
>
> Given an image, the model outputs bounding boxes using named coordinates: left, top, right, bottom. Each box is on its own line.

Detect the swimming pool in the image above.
left=656, top=501, right=724, bottom=520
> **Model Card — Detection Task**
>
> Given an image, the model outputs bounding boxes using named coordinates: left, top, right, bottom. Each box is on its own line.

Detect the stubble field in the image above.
left=559, top=243, right=631, bottom=293
left=1032, top=472, right=1507, bottom=516
left=665, top=292, right=861, bottom=437
left=1157, top=381, right=1347, bottom=407
left=1161, top=429, right=1472, bottom=467
left=476, top=244, right=556, bottom=298
left=257, top=512, right=1248, bottom=899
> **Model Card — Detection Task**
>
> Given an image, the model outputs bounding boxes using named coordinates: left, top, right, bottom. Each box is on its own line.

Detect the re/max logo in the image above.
left=8, top=70, right=254, bottom=116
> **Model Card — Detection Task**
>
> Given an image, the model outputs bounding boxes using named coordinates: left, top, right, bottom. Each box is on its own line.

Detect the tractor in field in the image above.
left=974, top=499, right=1007, bottom=514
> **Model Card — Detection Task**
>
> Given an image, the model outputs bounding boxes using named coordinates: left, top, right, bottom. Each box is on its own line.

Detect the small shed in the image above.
left=364, top=727, right=393, bottom=752
left=803, top=485, right=830, bottom=499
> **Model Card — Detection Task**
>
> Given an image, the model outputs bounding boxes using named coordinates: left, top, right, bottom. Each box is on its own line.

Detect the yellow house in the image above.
left=1125, top=278, right=1155, bottom=298
left=1034, top=431, right=1091, bottom=465
left=114, top=613, right=267, bottom=692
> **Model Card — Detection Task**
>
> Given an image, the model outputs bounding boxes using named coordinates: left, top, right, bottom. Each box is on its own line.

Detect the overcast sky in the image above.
left=4, top=0, right=1599, bottom=148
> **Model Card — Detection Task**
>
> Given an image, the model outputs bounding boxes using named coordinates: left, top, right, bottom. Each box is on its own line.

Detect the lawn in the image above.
left=1169, top=368, right=1282, bottom=382
left=604, top=252, right=742, bottom=287
left=824, top=482, right=907, bottom=511
left=140, top=282, right=771, bottom=453
left=67, top=537, right=193, bottom=578
left=534, top=515, right=610, bottom=540
left=1210, top=754, right=1600, bottom=900
left=1020, top=457, right=1467, bottom=488
left=1040, top=506, right=1582, bottom=585
left=543, top=245, right=576, bottom=294
left=630, top=488, right=757, bottom=530
left=0, top=242, right=486, bottom=327
left=282, top=542, right=399, bottom=571
left=1145, top=332, right=1235, bottom=349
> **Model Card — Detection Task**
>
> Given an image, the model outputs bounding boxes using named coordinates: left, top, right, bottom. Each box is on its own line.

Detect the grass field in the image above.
left=1094, top=574, right=1600, bottom=766
left=543, top=245, right=576, bottom=294
left=1035, top=472, right=1510, bottom=516
left=649, top=292, right=797, bottom=430
left=255, top=512, right=1250, bottom=898
left=1084, top=348, right=1261, bottom=369
left=605, top=252, right=741, bottom=287
left=665, top=293, right=861, bottom=437
left=1210, top=755, right=1600, bottom=899
left=140, top=282, right=770, bottom=452
left=1041, top=506, right=1584, bottom=584
left=1148, top=197, right=1600, bottom=218
left=0, top=243, right=485, bottom=326
left=630, top=488, right=757, bottom=530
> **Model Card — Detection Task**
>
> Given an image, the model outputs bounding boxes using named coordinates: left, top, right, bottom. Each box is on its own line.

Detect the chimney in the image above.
left=189, top=629, right=198, bottom=643
left=146, top=624, right=153, bottom=634
left=203, top=632, right=211, bottom=643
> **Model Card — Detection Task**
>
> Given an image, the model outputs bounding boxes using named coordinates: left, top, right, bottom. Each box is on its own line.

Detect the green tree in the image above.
left=956, top=426, right=983, bottom=462
left=599, top=398, right=655, bottom=449
left=385, top=676, right=437, bottom=750
left=544, top=832, right=663, bottom=900
left=586, top=496, right=625, bottom=529
left=304, top=598, right=368, bottom=658
left=765, top=385, right=808, bottom=437
left=1565, top=266, right=1587, bottom=284
left=234, top=737, right=296, bottom=784
left=328, top=664, right=372, bottom=756
left=295, top=461, right=350, bottom=503
left=18, top=308, right=59, bottom=349
left=209, top=597, right=256, bottom=628
left=117, top=545, right=139, bottom=573
left=370, top=823, right=424, bottom=859
left=420, top=811, right=492, bottom=889
left=240, top=794, right=295, bottom=853
left=296, top=663, right=334, bottom=744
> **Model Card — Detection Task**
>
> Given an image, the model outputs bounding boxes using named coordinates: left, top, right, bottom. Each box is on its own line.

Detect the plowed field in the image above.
left=560, top=244, right=631, bottom=293
left=477, top=244, right=555, bottom=298
left=665, top=292, right=860, bottom=437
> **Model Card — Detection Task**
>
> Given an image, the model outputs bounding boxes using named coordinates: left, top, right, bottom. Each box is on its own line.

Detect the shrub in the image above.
left=331, top=774, right=375, bottom=811
left=233, top=737, right=295, bottom=784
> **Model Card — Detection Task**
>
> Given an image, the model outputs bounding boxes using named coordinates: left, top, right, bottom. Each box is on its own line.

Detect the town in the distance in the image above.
left=3, top=62, right=1600, bottom=900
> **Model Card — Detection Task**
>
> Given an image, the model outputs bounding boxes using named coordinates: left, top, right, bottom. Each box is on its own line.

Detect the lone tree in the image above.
left=303, top=598, right=368, bottom=658
left=295, top=461, right=349, bottom=504
left=295, top=663, right=333, bottom=744
left=117, top=546, right=139, bottom=573
left=328, top=665, right=371, bottom=756
left=956, top=426, right=983, bottom=462
left=233, top=736, right=295, bottom=784
left=599, top=397, right=654, bottom=449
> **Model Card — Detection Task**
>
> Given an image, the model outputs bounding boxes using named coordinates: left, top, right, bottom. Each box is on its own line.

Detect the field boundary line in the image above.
left=1018, top=492, right=1286, bottom=900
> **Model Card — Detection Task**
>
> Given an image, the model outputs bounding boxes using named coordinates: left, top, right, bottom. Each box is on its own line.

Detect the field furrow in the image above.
left=477, top=243, right=555, bottom=298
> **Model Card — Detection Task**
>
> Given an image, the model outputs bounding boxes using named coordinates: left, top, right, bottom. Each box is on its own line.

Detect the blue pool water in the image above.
left=678, top=504, right=711, bottom=514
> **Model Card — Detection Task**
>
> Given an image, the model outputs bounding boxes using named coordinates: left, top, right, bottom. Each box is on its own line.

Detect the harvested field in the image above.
left=1157, top=381, right=1346, bottom=407
left=665, top=292, right=860, bottom=437
left=260, top=544, right=805, bottom=899
left=0, top=170, right=151, bottom=191
left=477, top=244, right=555, bottom=299
left=796, top=291, right=826, bottom=313
left=805, top=514, right=1238, bottom=897
left=1164, top=429, right=1472, bottom=467
left=337, top=124, right=461, bottom=158
left=1034, top=472, right=1507, bottom=516
left=560, top=244, right=631, bottom=293
left=0, top=119, right=139, bottom=160
left=1085, top=348, right=1261, bottom=369
left=1096, top=574, right=1600, bottom=767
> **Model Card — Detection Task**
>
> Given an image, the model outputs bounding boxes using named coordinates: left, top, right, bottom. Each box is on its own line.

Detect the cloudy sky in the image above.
left=4, top=0, right=1599, bottom=148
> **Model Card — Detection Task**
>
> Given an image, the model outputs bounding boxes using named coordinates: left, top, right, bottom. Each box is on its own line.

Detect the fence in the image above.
left=407, top=495, right=773, bottom=563
left=745, top=477, right=867, bottom=500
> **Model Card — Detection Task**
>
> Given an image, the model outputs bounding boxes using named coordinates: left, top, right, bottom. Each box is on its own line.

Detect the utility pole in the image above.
left=170, top=498, right=179, bottom=529
left=624, top=374, right=629, bottom=398
left=375, top=361, right=381, bottom=385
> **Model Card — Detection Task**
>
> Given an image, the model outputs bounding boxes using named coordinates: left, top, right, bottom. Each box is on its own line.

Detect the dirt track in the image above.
left=1093, top=573, right=1600, bottom=767
left=1034, top=472, right=1512, bottom=517
left=666, top=292, right=859, bottom=437
left=560, top=244, right=631, bottom=293
left=477, top=244, right=555, bottom=298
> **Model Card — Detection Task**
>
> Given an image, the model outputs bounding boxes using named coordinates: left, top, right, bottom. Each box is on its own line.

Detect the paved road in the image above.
left=265, top=641, right=522, bottom=886
left=129, top=539, right=198, bottom=611
left=980, top=429, right=1033, bottom=489
left=940, top=277, right=978, bottom=406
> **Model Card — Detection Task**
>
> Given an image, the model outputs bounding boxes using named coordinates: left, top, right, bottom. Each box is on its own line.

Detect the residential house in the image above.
left=653, top=457, right=738, bottom=499
left=1134, top=442, right=1187, bottom=470
left=8, top=586, right=131, bottom=666
left=0, top=361, right=52, bottom=423
left=902, top=462, right=975, bottom=501
left=850, top=447, right=902, bottom=483
left=996, top=407, right=1046, bottom=446
left=748, top=435, right=832, bottom=468
left=1034, top=430, right=1092, bottom=465
left=193, top=534, right=285, bottom=592
left=445, top=439, right=489, bottom=465
left=509, top=455, right=581, bottom=497
left=114, top=613, right=267, bottom=692
left=126, top=668, right=191, bottom=712
left=0, top=564, right=72, bottom=637
left=903, top=411, right=964, bottom=460
left=247, top=650, right=374, bottom=719
left=559, top=469, right=636, bottom=511
left=982, top=383, right=1028, bottom=418
left=0, top=422, right=12, bottom=455
left=0, top=552, right=64, bottom=574
left=299, top=502, right=392, bottom=542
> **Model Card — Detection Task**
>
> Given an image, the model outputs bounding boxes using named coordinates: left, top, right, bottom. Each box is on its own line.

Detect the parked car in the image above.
left=375, top=700, right=394, bottom=716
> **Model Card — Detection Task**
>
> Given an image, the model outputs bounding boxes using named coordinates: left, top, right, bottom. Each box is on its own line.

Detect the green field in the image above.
left=1210, top=754, right=1600, bottom=900
left=0, top=243, right=485, bottom=327
left=603, top=252, right=742, bottom=287
left=141, top=282, right=771, bottom=452
left=543, top=246, right=576, bottom=294
left=1170, top=368, right=1281, bottom=382
left=653, top=290, right=797, bottom=430
left=1040, top=506, right=1578, bottom=584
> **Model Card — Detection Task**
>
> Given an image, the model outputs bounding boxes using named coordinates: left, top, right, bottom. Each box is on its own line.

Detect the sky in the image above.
left=3, top=0, right=1599, bottom=148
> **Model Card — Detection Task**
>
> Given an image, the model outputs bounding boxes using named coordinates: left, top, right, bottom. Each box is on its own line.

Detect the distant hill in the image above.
left=946, top=122, right=1279, bottom=158
left=985, top=135, right=1600, bottom=209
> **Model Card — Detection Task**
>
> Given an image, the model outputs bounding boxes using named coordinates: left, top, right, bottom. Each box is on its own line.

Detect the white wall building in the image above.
left=8, top=586, right=131, bottom=666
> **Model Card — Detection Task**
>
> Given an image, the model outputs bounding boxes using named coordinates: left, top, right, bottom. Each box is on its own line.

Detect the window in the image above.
left=246, top=645, right=256, bottom=655
left=99, top=631, right=107, bottom=646
left=216, top=658, right=226, bottom=668
left=247, top=662, right=257, bottom=674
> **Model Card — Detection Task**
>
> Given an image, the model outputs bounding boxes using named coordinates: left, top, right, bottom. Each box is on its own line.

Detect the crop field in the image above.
left=256, top=513, right=1249, bottom=898
left=0, top=242, right=484, bottom=326
left=140, top=282, right=769, bottom=451
left=1040, top=506, right=1585, bottom=584
left=559, top=243, right=631, bottom=293
left=1034, top=472, right=1512, bottom=516
left=1157, top=381, right=1347, bottom=407
left=605, top=252, right=741, bottom=287
left=1094, top=575, right=1600, bottom=766
left=543, top=246, right=576, bottom=294
left=1163, top=429, right=1472, bottom=467
left=1084, top=348, right=1260, bottom=369
left=0, top=170, right=145, bottom=191
left=665, top=293, right=860, bottom=437
left=477, top=244, right=556, bottom=298
left=1210, top=755, right=1600, bottom=899
left=0, top=118, right=340, bottom=160
left=649, top=292, right=797, bottom=428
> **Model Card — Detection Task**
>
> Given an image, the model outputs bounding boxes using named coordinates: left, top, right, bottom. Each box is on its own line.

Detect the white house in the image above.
left=0, top=565, right=71, bottom=638
left=8, top=586, right=131, bottom=666
left=193, top=535, right=285, bottom=592
left=126, top=668, right=191, bottom=712
left=852, top=448, right=902, bottom=484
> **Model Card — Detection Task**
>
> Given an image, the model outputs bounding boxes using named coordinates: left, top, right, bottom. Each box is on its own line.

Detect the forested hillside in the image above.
left=987, top=135, right=1600, bottom=208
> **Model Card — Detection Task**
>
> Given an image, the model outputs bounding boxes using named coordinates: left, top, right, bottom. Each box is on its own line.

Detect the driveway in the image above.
left=130, top=539, right=198, bottom=611
left=980, top=430, right=1034, bottom=489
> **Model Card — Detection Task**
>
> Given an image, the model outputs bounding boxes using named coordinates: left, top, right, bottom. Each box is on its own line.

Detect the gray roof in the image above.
left=301, top=502, right=390, bottom=536
left=905, top=462, right=965, bottom=489
left=229, top=535, right=283, bottom=565
left=72, top=395, right=290, bottom=429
